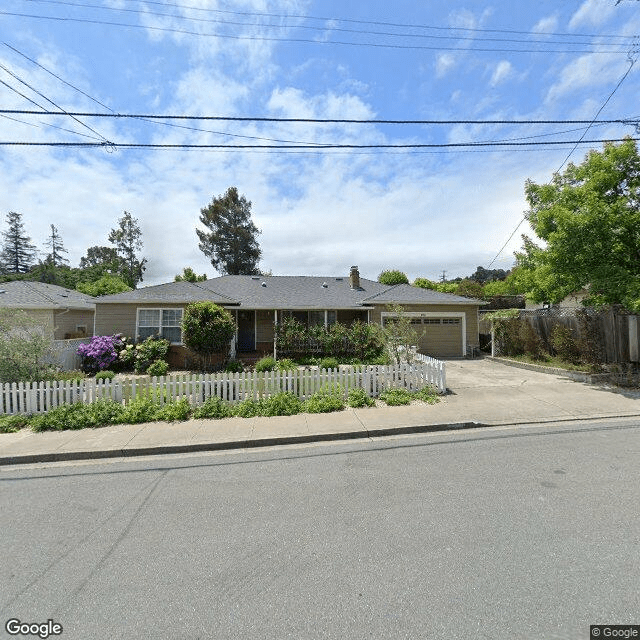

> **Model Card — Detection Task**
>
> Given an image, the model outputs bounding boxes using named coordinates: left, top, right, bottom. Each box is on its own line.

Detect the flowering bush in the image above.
left=77, top=335, right=125, bottom=374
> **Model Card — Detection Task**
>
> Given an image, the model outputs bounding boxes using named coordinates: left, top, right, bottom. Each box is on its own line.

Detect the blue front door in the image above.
left=237, top=310, right=255, bottom=351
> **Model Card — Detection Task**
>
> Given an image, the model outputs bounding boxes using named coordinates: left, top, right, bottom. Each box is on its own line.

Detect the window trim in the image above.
left=135, top=307, right=184, bottom=345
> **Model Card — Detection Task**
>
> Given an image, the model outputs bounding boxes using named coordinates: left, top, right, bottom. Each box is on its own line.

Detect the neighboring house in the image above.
left=0, top=280, right=95, bottom=339
left=94, top=266, right=483, bottom=366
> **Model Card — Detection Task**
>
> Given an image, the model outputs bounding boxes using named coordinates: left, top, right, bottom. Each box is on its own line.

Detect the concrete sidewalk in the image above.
left=1, top=358, right=639, bottom=465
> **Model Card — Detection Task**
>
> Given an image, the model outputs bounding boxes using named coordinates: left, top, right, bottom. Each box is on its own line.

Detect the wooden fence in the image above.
left=0, top=361, right=447, bottom=416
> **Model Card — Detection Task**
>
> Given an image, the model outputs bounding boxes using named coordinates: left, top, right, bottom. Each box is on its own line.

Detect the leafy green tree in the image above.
left=381, top=304, right=424, bottom=365
left=0, top=211, right=37, bottom=274
left=197, top=187, right=261, bottom=275
left=522, top=138, right=640, bottom=312
left=454, top=279, right=484, bottom=299
left=108, top=212, right=147, bottom=288
left=76, top=274, right=132, bottom=296
left=413, top=278, right=458, bottom=294
left=79, top=245, right=122, bottom=272
left=175, top=267, right=207, bottom=282
left=43, top=224, right=69, bottom=268
left=468, top=265, right=508, bottom=283
left=181, top=302, right=236, bottom=370
left=378, top=269, right=409, bottom=285
left=0, top=309, right=54, bottom=382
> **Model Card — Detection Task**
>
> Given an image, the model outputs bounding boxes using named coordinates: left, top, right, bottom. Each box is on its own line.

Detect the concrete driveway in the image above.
left=438, top=357, right=640, bottom=424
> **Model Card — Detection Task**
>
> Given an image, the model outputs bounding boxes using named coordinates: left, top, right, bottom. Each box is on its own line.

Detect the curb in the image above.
left=0, top=421, right=484, bottom=466
left=3, top=414, right=640, bottom=466
left=487, top=356, right=610, bottom=383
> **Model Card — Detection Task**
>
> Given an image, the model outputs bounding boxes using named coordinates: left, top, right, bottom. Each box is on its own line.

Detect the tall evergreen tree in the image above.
left=43, top=224, right=69, bottom=268
left=107, top=211, right=147, bottom=288
left=197, top=187, right=261, bottom=275
left=0, top=211, right=37, bottom=274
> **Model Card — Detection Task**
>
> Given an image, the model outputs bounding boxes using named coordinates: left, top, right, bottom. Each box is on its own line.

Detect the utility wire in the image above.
left=17, top=0, right=637, bottom=48
left=0, top=11, right=629, bottom=54
left=487, top=56, right=638, bottom=268
left=0, top=110, right=636, bottom=125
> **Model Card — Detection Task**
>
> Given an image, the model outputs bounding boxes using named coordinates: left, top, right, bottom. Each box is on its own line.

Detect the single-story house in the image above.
left=0, top=280, right=95, bottom=339
left=94, top=266, right=482, bottom=366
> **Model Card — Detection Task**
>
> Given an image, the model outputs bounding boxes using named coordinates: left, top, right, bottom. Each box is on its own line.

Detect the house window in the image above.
left=309, top=311, right=324, bottom=327
left=424, top=318, right=442, bottom=325
left=137, top=308, right=183, bottom=343
left=75, top=324, right=88, bottom=335
left=442, top=318, right=461, bottom=325
left=327, top=310, right=337, bottom=326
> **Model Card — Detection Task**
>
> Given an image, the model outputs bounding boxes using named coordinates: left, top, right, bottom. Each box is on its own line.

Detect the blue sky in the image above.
left=0, top=0, right=638, bottom=286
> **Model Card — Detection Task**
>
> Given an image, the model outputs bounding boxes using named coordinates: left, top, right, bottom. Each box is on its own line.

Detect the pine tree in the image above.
left=197, top=187, right=261, bottom=275
left=107, top=211, right=147, bottom=288
left=0, top=211, right=37, bottom=274
left=44, top=224, right=69, bottom=268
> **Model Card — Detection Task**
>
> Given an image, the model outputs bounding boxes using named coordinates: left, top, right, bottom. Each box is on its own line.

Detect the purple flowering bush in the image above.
left=77, top=335, right=125, bottom=374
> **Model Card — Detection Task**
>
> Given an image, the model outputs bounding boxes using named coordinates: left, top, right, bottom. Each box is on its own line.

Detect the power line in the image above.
left=487, top=56, right=638, bottom=268
left=0, top=109, right=636, bottom=125
left=17, top=0, right=637, bottom=48
left=1, top=137, right=636, bottom=149
left=0, top=11, right=629, bottom=54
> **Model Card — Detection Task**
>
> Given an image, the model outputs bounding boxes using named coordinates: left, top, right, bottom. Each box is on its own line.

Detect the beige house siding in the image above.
left=53, top=309, right=95, bottom=339
left=370, top=303, right=479, bottom=357
left=94, top=303, right=187, bottom=340
left=20, top=309, right=55, bottom=338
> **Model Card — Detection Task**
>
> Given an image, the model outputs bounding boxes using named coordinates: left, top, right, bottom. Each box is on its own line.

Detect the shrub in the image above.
left=224, top=359, right=244, bottom=373
left=413, top=386, right=440, bottom=405
left=0, top=414, right=30, bottom=433
left=53, top=370, right=86, bottom=383
left=154, top=398, right=192, bottom=422
left=116, top=338, right=136, bottom=371
left=275, top=358, right=297, bottom=371
left=146, top=359, right=169, bottom=377
left=378, top=270, right=409, bottom=285
left=30, top=401, right=123, bottom=431
left=304, top=385, right=345, bottom=413
left=233, top=398, right=262, bottom=418
left=121, top=397, right=159, bottom=424
left=255, top=356, right=276, bottom=372
left=347, top=388, right=375, bottom=408
left=319, top=357, right=339, bottom=370
left=134, top=336, right=170, bottom=374
left=261, top=392, right=303, bottom=416
left=0, top=309, right=56, bottom=383
left=182, top=302, right=236, bottom=371
left=77, top=334, right=124, bottom=374
left=95, top=370, right=116, bottom=381
left=379, top=388, right=412, bottom=406
left=550, top=324, right=581, bottom=364
left=192, top=396, right=233, bottom=419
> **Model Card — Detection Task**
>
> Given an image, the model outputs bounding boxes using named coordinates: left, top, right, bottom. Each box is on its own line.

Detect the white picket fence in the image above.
left=0, top=361, right=446, bottom=416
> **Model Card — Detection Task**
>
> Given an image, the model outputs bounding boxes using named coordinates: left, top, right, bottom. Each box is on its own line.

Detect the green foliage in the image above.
left=52, top=370, right=86, bottom=383
left=381, top=305, right=424, bottom=365
left=379, top=388, right=412, bottom=406
left=0, top=414, right=30, bottom=433
left=378, top=270, right=409, bottom=285
left=413, top=278, right=458, bottom=294
left=31, top=400, right=126, bottom=431
left=304, top=385, right=345, bottom=413
left=275, top=358, right=296, bottom=371
left=197, top=186, right=262, bottom=275
left=261, top=392, right=303, bottom=416
left=121, top=397, right=158, bottom=424
left=0, top=211, right=37, bottom=274
left=76, top=274, right=132, bottom=296
left=468, top=266, right=508, bottom=284
left=232, top=398, right=262, bottom=418
left=224, top=359, right=244, bottom=373
left=43, top=224, right=69, bottom=268
left=454, top=279, right=484, bottom=299
left=153, top=398, right=192, bottom=422
left=413, top=386, right=440, bottom=404
left=346, top=388, right=375, bottom=408
left=255, top=356, right=277, bottom=372
left=522, top=139, right=640, bottom=312
left=174, top=267, right=207, bottom=282
left=549, top=325, right=581, bottom=364
left=319, top=357, right=339, bottom=370
left=192, top=396, right=233, bottom=419
left=107, top=211, right=147, bottom=288
left=95, top=370, right=116, bottom=381
left=134, top=336, right=170, bottom=374
left=0, top=309, right=55, bottom=383
left=146, top=359, right=169, bottom=377
left=116, top=339, right=137, bottom=371
left=181, top=302, right=236, bottom=370
left=492, top=317, right=546, bottom=359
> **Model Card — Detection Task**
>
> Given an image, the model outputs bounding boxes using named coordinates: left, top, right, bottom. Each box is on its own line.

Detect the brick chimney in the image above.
left=349, top=265, right=360, bottom=289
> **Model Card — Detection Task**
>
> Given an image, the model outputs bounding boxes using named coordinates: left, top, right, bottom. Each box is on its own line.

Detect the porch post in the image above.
left=324, top=310, right=328, bottom=328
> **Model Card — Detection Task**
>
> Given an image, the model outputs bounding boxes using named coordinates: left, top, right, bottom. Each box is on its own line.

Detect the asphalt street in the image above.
left=1, top=418, right=639, bottom=640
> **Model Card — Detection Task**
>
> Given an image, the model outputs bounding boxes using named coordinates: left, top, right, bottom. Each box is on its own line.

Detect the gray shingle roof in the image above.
left=362, top=283, right=483, bottom=305
left=0, top=281, right=96, bottom=310
left=196, top=275, right=389, bottom=309
left=95, top=280, right=238, bottom=305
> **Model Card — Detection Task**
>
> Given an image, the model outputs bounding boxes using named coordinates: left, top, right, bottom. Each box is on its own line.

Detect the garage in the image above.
left=382, top=312, right=466, bottom=358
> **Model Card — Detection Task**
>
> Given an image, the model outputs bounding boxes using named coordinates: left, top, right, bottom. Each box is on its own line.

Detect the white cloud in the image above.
left=490, top=60, right=514, bottom=87
left=532, top=14, right=559, bottom=35
left=436, top=53, right=457, bottom=78
left=569, top=0, right=616, bottom=29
